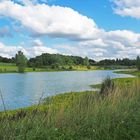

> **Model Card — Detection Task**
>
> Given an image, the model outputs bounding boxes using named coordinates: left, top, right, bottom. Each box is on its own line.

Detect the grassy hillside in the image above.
left=1, top=76, right=140, bottom=139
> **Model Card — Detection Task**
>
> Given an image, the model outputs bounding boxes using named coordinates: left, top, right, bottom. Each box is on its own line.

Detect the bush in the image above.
left=69, top=66, right=73, bottom=70
left=100, top=77, right=115, bottom=96
left=51, top=63, right=59, bottom=69
left=33, top=68, right=36, bottom=71
left=87, top=65, right=91, bottom=69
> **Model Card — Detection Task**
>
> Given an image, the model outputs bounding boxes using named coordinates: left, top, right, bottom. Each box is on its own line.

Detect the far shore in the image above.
left=0, top=63, right=136, bottom=74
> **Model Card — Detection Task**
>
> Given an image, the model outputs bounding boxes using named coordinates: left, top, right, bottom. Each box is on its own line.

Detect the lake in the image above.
left=0, top=70, right=134, bottom=111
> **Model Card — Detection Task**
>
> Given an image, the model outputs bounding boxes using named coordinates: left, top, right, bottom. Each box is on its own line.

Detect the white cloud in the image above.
left=58, top=29, right=140, bottom=60
left=79, top=39, right=108, bottom=47
left=105, top=30, right=140, bottom=48
left=29, top=39, right=58, bottom=56
left=0, top=41, right=58, bottom=58
left=0, top=0, right=101, bottom=41
left=32, top=39, right=44, bottom=46
left=112, top=0, right=140, bottom=19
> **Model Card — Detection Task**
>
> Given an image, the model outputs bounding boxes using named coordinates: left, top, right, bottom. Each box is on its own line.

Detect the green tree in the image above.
left=15, top=51, right=27, bottom=73
left=83, top=56, right=90, bottom=67
left=136, top=56, right=140, bottom=71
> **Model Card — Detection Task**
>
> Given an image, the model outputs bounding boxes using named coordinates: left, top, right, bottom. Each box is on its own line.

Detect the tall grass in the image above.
left=100, top=77, right=115, bottom=96
left=0, top=80, right=140, bottom=139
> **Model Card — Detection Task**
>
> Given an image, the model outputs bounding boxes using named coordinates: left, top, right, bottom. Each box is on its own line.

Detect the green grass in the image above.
left=72, top=65, right=105, bottom=71
left=0, top=65, right=18, bottom=73
left=0, top=63, right=136, bottom=73
left=0, top=65, right=50, bottom=73
left=0, top=64, right=106, bottom=73
left=115, top=69, right=140, bottom=77
left=1, top=79, right=140, bottom=139
left=90, top=77, right=137, bottom=89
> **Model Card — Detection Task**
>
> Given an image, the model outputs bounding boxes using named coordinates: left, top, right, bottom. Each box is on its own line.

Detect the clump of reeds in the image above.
left=100, top=76, right=115, bottom=96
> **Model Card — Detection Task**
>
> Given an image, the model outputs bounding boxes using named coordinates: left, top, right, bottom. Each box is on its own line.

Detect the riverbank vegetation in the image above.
left=0, top=52, right=139, bottom=73
left=1, top=74, right=140, bottom=139
left=0, top=63, right=104, bottom=73
left=91, top=69, right=139, bottom=89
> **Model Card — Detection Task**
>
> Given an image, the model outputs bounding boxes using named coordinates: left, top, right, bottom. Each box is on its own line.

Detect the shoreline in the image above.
left=0, top=66, right=104, bottom=74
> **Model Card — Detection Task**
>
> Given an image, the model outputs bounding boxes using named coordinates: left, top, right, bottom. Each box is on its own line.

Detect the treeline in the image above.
left=28, top=53, right=95, bottom=68
left=0, top=53, right=138, bottom=67
left=0, top=56, right=15, bottom=63
left=27, top=54, right=137, bottom=68
left=97, top=58, right=136, bottom=66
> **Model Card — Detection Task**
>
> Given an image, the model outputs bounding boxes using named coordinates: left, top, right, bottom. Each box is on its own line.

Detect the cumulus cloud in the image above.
left=0, top=42, right=24, bottom=58
left=112, top=0, right=140, bottom=19
left=0, top=40, right=58, bottom=58
left=32, top=39, right=44, bottom=46
left=29, top=39, right=58, bottom=57
left=0, top=0, right=101, bottom=41
left=66, top=29, right=140, bottom=60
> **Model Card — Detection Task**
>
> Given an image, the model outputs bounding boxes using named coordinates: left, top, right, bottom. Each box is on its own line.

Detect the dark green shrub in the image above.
left=33, top=67, right=36, bottom=71
left=87, top=65, right=91, bottom=69
left=69, top=66, right=73, bottom=70
left=61, top=66, right=66, bottom=70
left=51, top=63, right=59, bottom=69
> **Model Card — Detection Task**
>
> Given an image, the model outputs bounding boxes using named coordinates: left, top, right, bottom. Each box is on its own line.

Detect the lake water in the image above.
left=0, top=70, right=134, bottom=111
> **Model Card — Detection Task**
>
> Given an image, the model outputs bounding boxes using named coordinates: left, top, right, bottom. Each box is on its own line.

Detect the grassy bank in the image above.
left=0, top=62, right=136, bottom=73
left=91, top=69, right=140, bottom=89
left=1, top=76, right=140, bottom=139
left=115, top=69, right=140, bottom=77
left=90, top=77, right=137, bottom=89
left=0, top=64, right=106, bottom=73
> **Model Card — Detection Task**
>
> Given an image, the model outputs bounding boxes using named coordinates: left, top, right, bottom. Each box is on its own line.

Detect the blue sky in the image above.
left=0, top=0, right=140, bottom=60
left=48, top=0, right=140, bottom=32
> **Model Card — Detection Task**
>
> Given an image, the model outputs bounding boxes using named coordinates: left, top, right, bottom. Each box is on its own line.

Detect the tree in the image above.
left=83, top=57, right=90, bottom=66
left=15, top=51, right=27, bottom=73
left=136, top=56, right=140, bottom=71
